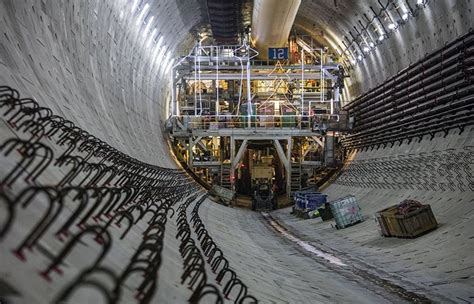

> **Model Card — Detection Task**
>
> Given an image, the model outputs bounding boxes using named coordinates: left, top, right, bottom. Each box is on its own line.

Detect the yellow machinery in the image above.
left=250, top=165, right=276, bottom=211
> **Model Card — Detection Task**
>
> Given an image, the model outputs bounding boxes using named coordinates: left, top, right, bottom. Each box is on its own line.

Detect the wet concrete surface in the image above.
left=269, top=127, right=474, bottom=303
left=262, top=212, right=439, bottom=303
left=197, top=198, right=412, bottom=303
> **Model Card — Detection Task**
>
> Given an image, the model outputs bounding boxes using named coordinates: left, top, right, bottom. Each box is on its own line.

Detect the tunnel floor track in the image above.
left=260, top=212, right=454, bottom=304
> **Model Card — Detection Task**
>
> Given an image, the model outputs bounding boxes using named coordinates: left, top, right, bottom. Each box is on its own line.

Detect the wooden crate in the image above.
left=375, top=212, right=391, bottom=237
left=397, top=205, right=438, bottom=238
left=377, top=205, right=400, bottom=237
left=380, top=205, right=437, bottom=238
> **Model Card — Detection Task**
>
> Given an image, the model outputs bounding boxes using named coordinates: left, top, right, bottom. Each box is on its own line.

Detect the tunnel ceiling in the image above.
left=107, top=0, right=472, bottom=100
left=0, top=0, right=472, bottom=165
left=205, top=0, right=242, bottom=44
left=190, top=0, right=473, bottom=99
left=293, top=0, right=473, bottom=99
left=1, top=1, right=473, bottom=303
left=295, top=0, right=368, bottom=51
left=0, top=0, right=211, bottom=166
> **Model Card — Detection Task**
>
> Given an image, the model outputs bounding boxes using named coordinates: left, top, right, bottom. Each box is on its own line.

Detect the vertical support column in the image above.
left=170, top=69, right=176, bottom=116
left=194, top=45, right=198, bottom=116
left=188, top=136, right=193, bottom=169
left=211, top=80, right=217, bottom=113
left=198, top=42, right=203, bottom=115
left=333, top=80, right=340, bottom=115
left=246, top=47, right=252, bottom=128
left=216, top=46, right=219, bottom=117
left=230, top=136, right=235, bottom=190
left=230, top=137, right=235, bottom=165
left=301, top=49, right=304, bottom=115
left=324, top=132, right=335, bottom=167
left=228, top=80, right=235, bottom=113
left=219, top=136, right=224, bottom=162
left=286, top=137, right=292, bottom=197
left=320, top=48, right=324, bottom=111
left=232, top=140, right=248, bottom=169
left=273, top=139, right=290, bottom=197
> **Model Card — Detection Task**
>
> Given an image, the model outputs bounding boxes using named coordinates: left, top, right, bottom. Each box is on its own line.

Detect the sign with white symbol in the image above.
left=268, top=47, right=289, bottom=60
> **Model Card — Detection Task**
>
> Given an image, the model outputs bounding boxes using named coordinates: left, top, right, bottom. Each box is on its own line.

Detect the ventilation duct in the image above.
left=251, top=0, right=301, bottom=59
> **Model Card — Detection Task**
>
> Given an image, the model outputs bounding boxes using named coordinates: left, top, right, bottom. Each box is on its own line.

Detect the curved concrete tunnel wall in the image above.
left=2, top=0, right=470, bottom=149
left=295, top=0, right=474, bottom=100
left=0, top=0, right=206, bottom=166
left=0, top=2, right=209, bottom=302
left=0, top=0, right=473, bottom=303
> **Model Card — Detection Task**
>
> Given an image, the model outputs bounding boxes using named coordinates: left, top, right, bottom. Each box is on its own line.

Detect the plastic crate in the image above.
left=293, top=192, right=327, bottom=218
left=294, top=192, right=326, bottom=211
left=305, top=194, right=327, bottom=210
left=329, top=196, right=364, bottom=229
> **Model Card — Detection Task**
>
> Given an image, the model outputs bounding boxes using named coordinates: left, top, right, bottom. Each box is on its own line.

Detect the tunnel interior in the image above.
left=0, top=0, right=473, bottom=303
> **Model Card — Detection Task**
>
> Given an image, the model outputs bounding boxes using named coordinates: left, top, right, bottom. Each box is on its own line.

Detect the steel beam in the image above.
left=286, top=137, right=292, bottom=196
left=273, top=139, right=289, bottom=173
left=274, top=139, right=292, bottom=197
left=182, top=72, right=332, bottom=81
left=232, top=139, right=248, bottom=170
left=311, top=136, right=325, bottom=148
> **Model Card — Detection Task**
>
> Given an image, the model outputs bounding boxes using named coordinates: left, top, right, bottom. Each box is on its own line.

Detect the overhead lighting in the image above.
left=363, top=46, right=370, bottom=53
left=146, top=28, right=157, bottom=48
left=156, top=47, right=166, bottom=66
left=402, top=13, right=409, bottom=20
left=136, top=3, right=150, bottom=26
left=369, top=42, right=375, bottom=48
left=350, top=59, right=356, bottom=65
left=164, top=51, right=172, bottom=64
left=388, top=23, right=397, bottom=30
left=151, top=44, right=161, bottom=64
left=379, top=35, right=385, bottom=41
left=142, top=16, right=154, bottom=37
left=417, top=0, right=425, bottom=5
left=160, top=51, right=172, bottom=73
left=165, top=59, right=175, bottom=74
left=156, top=35, right=164, bottom=50
left=131, top=0, right=139, bottom=13
left=357, top=55, right=362, bottom=61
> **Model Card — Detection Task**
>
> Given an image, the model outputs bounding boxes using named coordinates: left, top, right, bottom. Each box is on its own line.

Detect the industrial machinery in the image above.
left=168, top=36, right=349, bottom=201
left=250, top=165, right=276, bottom=211
left=251, top=182, right=276, bottom=211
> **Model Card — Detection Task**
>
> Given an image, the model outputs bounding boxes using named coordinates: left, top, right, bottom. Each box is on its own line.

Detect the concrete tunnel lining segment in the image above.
left=0, top=0, right=473, bottom=303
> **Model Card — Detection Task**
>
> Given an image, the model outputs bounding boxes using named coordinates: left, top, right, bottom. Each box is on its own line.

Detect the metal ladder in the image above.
left=290, top=162, right=301, bottom=196
left=221, top=164, right=232, bottom=189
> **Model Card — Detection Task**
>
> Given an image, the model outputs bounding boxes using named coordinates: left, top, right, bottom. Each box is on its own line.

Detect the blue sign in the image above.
left=268, top=47, right=289, bottom=60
